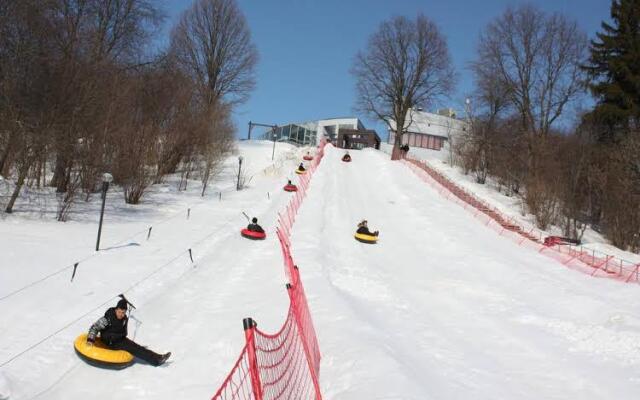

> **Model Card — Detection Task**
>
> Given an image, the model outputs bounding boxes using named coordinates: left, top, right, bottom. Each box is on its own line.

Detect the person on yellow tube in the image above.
left=87, top=299, right=170, bottom=366
left=356, top=220, right=378, bottom=237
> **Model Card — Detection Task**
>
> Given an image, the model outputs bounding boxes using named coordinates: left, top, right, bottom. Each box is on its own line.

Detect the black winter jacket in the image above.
left=87, top=307, right=128, bottom=345
left=356, top=226, right=375, bottom=236
left=247, top=223, right=265, bottom=233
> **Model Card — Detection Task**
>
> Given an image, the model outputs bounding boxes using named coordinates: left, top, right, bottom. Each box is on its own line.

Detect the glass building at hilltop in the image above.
left=263, top=123, right=317, bottom=146
left=261, top=117, right=365, bottom=147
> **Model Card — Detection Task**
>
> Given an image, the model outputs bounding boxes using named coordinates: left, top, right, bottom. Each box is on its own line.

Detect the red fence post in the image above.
left=625, top=264, right=640, bottom=283
left=590, top=255, right=614, bottom=276
left=243, top=318, right=263, bottom=400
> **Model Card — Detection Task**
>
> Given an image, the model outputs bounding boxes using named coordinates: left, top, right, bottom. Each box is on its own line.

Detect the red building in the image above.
left=388, top=108, right=468, bottom=151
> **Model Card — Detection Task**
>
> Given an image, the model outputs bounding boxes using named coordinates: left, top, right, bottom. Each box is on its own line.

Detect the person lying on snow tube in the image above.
left=284, top=179, right=298, bottom=192
left=242, top=217, right=266, bottom=239
left=342, top=152, right=351, bottom=162
left=354, top=220, right=378, bottom=243
left=80, top=299, right=170, bottom=368
left=303, top=152, right=313, bottom=161
left=295, top=163, right=306, bottom=174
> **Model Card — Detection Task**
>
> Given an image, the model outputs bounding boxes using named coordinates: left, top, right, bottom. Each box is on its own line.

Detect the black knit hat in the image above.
left=252, top=217, right=258, bottom=223
left=116, top=299, right=128, bottom=310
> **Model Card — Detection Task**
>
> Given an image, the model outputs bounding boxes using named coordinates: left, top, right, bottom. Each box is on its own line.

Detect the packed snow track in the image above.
left=290, top=145, right=640, bottom=399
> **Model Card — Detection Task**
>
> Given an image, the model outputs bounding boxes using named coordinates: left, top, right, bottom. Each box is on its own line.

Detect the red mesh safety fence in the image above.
left=275, top=231, right=321, bottom=373
left=403, top=157, right=640, bottom=284
left=210, top=344, right=253, bottom=400
left=211, top=140, right=326, bottom=400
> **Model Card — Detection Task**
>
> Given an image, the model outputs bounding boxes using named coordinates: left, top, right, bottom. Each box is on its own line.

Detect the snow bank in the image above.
left=0, top=371, right=10, bottom=400
left=386, top=142, right=640, bottom=265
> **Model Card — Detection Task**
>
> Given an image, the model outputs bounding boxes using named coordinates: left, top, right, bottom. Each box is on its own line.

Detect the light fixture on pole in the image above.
left=271, top=125, right=279, bottom=161
left=236, top=156, right=243, bottom=191
left=96, top=172, right=113, bottom=251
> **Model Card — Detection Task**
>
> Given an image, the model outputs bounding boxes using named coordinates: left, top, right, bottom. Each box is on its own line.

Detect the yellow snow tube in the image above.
left=354, top=232, right=378, bottom=244
left=295, top=169, right=306, bottom=175
left=74, top=333, right=134, bottom=369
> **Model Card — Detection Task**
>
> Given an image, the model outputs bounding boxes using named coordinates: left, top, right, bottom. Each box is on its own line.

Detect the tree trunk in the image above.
left=391, top=130, right=404, bottom=161
left=165, top=150, right=183, bottom=174
left=51, top=153, right=70, bottom=192
left=0, top=132, right=16, bottom=176
left=5, top=169, right=27, bottom=213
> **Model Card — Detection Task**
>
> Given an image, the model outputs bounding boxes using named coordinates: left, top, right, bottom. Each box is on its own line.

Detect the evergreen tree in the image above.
left=584, top=0, right=640, bottom=142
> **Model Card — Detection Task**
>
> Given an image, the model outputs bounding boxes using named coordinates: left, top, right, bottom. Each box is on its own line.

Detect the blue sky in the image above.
left=159, top=0, right=611, bottom=139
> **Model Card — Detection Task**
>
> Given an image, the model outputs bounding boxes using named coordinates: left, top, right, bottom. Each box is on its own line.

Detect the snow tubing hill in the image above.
left=74, top=333, right=134, bottom=369
left=284, top=184, right=298, bottom=192
left=354, top=232, right=378, bottom=244
left=241, top=229, right=266, bottom=240
left=295, top=169, right=306, bottom=175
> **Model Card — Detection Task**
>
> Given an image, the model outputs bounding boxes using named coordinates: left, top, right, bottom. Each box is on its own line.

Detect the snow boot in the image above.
left=157, top=352, right=171, bottom=366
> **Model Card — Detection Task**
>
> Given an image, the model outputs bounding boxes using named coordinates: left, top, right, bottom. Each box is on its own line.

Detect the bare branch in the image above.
left=170, top=0, right=258, bottom=106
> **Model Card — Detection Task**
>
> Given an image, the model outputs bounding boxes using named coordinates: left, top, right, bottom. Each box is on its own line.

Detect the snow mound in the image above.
left=0, top=371, right=11, bottom=400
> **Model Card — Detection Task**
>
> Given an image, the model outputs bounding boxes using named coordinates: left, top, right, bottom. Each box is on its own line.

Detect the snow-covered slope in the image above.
left=380, top=142, right=640, bottom=265
left=1, top=142, right=639, bottom=399
left=0, top=141, right=308, bottom=399
left=292, top=146, right=640, bottom=399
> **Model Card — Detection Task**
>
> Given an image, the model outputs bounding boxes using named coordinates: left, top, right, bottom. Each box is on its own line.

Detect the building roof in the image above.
left=389, top=108, right=468, bottom=138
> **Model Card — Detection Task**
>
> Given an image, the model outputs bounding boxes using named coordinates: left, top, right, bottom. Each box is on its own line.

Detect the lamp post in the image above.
left=236, top=156, right=243, bottom=191
left=96, top=172, right=113, bottom=251
left=271, top=125, right=279, bottom=161
left=465, top=98, right=471, bottom=120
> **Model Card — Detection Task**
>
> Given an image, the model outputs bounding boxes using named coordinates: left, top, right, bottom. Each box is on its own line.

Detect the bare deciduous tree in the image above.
left=351, top=15, right=455, bottom=160
left=0, top=0, right=237, bottom=217
left=0, top=0, right=52, bottom=212
left=200, top=103, right=234, bottom=196
left=475, top=4, right=587, bottom=172
left=170, top=0, right=258, bottom=106
left=48, top=0, right=163, bottom=192
left=463, top=61, right=513, bottom=183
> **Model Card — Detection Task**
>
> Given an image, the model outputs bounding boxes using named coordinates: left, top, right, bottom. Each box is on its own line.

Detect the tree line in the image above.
left=352, top=1, right=639, bottom=253
left=0, top=0, right=257, bottom=219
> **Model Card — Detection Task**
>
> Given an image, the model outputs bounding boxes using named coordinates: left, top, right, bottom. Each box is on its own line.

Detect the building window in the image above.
left=324, top=125, right=336, bottom=137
